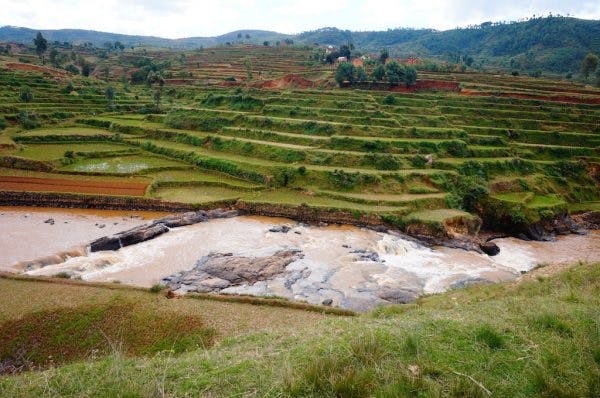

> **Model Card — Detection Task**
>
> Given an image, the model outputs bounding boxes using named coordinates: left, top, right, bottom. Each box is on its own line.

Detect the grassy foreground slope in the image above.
left=1, top=262, right=599, bottom=397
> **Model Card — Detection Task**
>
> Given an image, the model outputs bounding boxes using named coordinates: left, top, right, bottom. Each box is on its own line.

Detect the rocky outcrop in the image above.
left=572, top=211, right=600, bottom=230
left=161, top=250, right=304, bottom=293
left=89, top=209, right=239, bottom=252
left=519, top=214, right=582, bottom=241
left=480, top=241, right=500, bottom=256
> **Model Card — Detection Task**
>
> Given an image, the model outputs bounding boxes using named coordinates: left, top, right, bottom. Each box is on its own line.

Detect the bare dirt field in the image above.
left=0, top=176, right=148, bottom=196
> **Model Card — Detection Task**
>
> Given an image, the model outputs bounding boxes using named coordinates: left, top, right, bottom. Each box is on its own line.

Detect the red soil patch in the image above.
left=0, top=176, right=148, bottom=196
left=251, top=74, right=316, bottom=89
left=460, top=89, right=600, bottom=105
left=390, top=80, right=460, bottom=93
left=164, top=79, right=195, bottom=85
left=4, top=63, right=68, bottom=78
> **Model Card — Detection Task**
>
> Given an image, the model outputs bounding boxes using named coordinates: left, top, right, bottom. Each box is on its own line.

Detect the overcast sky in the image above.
left=1, top=0, right=599, bottom=38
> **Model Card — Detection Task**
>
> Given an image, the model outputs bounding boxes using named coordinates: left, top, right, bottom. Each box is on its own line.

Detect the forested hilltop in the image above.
left=2, top=16, right=599, bottom=73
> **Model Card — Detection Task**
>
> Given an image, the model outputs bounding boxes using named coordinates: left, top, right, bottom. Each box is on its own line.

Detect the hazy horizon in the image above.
left=1, top=0, right=599, bottom=39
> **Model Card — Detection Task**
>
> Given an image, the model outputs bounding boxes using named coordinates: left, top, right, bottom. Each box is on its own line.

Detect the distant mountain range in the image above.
left=2, top=16, right=600, bottom=73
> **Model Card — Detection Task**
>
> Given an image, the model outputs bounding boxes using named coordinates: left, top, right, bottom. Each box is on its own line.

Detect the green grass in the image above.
left=152, top=185, right=249, bottom=202
left=2, top=143, right=131, bottom=162
left=144, top=168, right=263, bottom=188
left=1, top=262, right=599, bottom=396
left=18, top=127, right=114, bottom=137
left=569, top=201, right=600, bottom=212
left=405, top=208, right=477, bottom=223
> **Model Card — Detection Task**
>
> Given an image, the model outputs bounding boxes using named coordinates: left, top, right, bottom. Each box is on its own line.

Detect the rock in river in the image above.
left=89, top=209, right=239, bottom=252
left=480, top=241, right=500, bottom=256
left=162, top=249, right=304, bottom=293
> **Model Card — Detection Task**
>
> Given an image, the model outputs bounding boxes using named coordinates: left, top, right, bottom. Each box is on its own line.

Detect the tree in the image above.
left=146, top=71, right=165, bottom=88
left=244, top=58, right=253, bottom=81
left=385, top=61, right=417, bottom=86
left=64, top=81, right=75, bottom=94
left=356, top=66, right=368, bottom=82
left=33, top=32, right=48, bottom=64
left=339, top=44, right=351, bottom=59
left=105, top=86, right=115, bottom=109
left=153, top=90, right=162, bottom=112
left=335, top=62, right=355, bottom=85
left=403, top=65, right=417, bottom=86
left=263, top=41, right=270, bottom=46
left=379, top=48, right=389, bottom=64
left=81, top=63, right=92, bottom=77
left=581, top=53, right=599, bottom=80
left=19, top=86, right=33, bottom=112
left=325, top=50, right=340, bottom=64
left=371, top=64, right=385, bottom=81
left=385, top=61, right=403, bottom=85
left=49, top=48, right=59, bottom=67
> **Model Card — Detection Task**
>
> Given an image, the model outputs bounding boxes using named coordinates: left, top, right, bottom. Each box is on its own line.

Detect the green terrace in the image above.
left=0, top=49, right=599, bottom=229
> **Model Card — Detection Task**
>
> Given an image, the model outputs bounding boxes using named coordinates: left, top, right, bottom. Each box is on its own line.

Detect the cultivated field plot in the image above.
left=0, top=175, right=148, bottom=196
left=0, top=45, right=599, bottom=228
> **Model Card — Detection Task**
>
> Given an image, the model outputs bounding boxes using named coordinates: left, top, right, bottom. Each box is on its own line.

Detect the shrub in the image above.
left=411, top=155, right=428, bottom=168
left=328, top=169, right=360, bottom=189
left=383, top=94, right=396, bottom=105
left=0, top=116, right=6, bottom=131
left=150, top=284, right=165, bottom=293
left=17, top=111, right=40, bottom=129
left=63, top=81, right=75, bottom=94
left=475, top=324, right=505, bottom=349
left=373, top=154, right=400, bottom=170
left=273, top=167, right=296, bottom=187
left=531, top=314, right=572, bottom=337
left=65, top=64, right=79, bottom=74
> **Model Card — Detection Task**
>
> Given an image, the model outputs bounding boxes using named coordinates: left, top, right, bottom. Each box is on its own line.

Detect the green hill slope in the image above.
left=2, top=16, right=600, bottom=72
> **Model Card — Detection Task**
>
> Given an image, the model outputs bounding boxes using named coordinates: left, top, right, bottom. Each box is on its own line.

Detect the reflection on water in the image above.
left=2, top=209, right=599, bottom=311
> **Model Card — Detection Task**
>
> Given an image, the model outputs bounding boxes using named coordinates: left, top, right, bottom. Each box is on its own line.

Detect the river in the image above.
left=1, top=208, right=599, bottom=311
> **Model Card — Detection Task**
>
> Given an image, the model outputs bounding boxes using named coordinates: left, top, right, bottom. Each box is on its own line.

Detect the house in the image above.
left=337, top=56, right=348, bottom=63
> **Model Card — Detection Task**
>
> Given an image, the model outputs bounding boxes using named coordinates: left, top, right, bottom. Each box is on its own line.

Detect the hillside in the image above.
left=0, top=44, right=599, bottom=241
left=2, top=16, right=600, bottom=72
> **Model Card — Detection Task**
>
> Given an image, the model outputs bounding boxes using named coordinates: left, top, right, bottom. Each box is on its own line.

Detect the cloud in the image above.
left=0, top=0, right=599, bottom=38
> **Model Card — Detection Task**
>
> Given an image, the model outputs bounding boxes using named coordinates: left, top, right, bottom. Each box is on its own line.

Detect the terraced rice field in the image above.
left=0, top=45, right=599, bottom=228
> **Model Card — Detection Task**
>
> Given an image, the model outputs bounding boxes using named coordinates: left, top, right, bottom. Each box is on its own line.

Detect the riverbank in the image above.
left=1, top=260, right=598, bottom=396
left=2, top=207, right=599, bottom=311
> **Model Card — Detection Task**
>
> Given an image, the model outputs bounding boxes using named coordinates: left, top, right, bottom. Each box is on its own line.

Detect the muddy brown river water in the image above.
left=1, top=208, right=599, bottom=311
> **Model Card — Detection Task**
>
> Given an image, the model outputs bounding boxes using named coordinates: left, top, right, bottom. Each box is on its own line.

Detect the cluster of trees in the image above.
left=581, top=53, right=599, bottom=84
left=32, top=32, right=95, bottom=76
left=325, top=43, right=355, bottom=64
left=335, top=58, right=417, bottom=87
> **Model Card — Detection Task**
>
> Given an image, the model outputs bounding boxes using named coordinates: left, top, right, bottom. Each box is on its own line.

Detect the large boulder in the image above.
left=89, top=209, right=239, bottom=252
left=162, top=250, right=304, bottom=293
left=90, top=223, right=169, bottom=252
left=480, top=241, right=500, bottom=256
left=153, top=211, right=207, bottom=228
